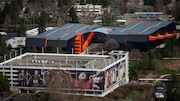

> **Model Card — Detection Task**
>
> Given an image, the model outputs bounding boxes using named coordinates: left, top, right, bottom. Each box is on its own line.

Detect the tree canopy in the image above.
left=0, top=73, right=10, bottom=92
left=102, top=10, right=115, bottom=26
left=105, top=38, right=119, bottom=51
left=37, top=11, right=49, bottom=34
left=69, top=7, right=79, bottom=23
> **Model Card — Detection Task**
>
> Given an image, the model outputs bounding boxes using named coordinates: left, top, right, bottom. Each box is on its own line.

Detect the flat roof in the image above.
left=27, top=21, right=174, bottom=41
left=110, top=21, right=173, bottom=35
left=1, top=53, right=117, bottom=70
left=29, top=23, right=98, bottom=40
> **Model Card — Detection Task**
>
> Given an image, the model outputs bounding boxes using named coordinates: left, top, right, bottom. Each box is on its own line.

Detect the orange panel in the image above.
left=44, top=37, right=49, bottom=50
left=74, top=34, right=84, bottom=54
left=83, top=32, right=95, bottom=51
left=164, top=32, right=171, bottom=38
left=148, top=35, right=157, bottom=41
left=157, top=34, right=164, bottom=39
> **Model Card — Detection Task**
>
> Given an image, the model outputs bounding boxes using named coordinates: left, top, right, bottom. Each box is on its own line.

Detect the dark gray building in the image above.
left=25, top=21, right=177, bottom=53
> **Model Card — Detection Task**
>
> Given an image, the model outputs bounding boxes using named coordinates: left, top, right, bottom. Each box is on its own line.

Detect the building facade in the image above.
left=74, top=3, right=103, bottom=17
left=0, top=50, right=129, bottom=97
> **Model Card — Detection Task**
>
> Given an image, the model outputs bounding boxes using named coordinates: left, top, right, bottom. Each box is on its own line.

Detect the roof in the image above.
left=110, top=21, right=173, bottom=35
left=27, top=21, right=175, bottom=41
left=29, top=23, right=98, bottom=40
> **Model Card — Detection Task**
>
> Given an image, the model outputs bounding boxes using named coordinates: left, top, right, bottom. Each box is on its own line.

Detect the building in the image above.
left=74, top=3, right=103, bottom=17
left=0, top=50, right=129, bottom=97
left=5, top=37, right=26, bottom=48
left=25, top=21, right=177, bottom=53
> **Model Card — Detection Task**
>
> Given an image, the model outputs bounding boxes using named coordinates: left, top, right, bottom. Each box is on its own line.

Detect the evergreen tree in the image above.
left=102, top=10, right=115, bottom=26
left=173, top=6, right=180, bottom=22
left=17, top=23, right=26, bottom=37
left=38, top=11, right=48, bottom=34
left=143, top=0, right=156, bottom=6
left=129, top=66, right=138, bottom=81
left=0, top=35, right=8, bottom=55
left=69, top=7, right=79, bottom=23
left=100, top=0, right=109, bottom=7
left=9, top=0, right=21, bottom=29
left=0, top=73, right=10, bottom=91
left=165, top=74, right=180, bottom=100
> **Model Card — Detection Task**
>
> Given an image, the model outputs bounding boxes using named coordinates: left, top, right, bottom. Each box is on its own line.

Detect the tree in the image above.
left=0, top=73, right=10, bottom=92
left=69, top=7, right=79, bottom=23
left=100, top=0, right=109, bottom=7
left=9, top=0, right=21, bottom=30
left=17, top=23, right=26, bottom=37
left=151, top=58, right=163, bottom=72
left=25, top=46, right=32, bottom=53
left=102, top=10, right=115, bottom=26
left=154, top=0, right=163, bottom=11
left=143, top=0, right=156, bottom=6
left=45, top=70, right=73, bottom=101
left=38, top=11, right=48, bottom=34
left=51, top=38, right=64, bottom=53
left=32, top=46, right=38, bottom=53
left=139, top=52, right=151, bottom=70
left=129, top=66, right=138, bottom=81
left=165, top=74, right=180, bottom=100
left=173, top=5, right=180, bottom=22
left=163, top=0, right=172, bottom=5
left=129, top=49, right=141, bottom=60
left=0, top=35, right=8, bottom=56
left=129, top=49, right=141, bottom=69
left=105, top=39, right=119, bottom=51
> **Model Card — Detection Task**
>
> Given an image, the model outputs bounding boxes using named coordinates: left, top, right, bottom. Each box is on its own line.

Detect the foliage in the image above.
left=100, top=0, right=109, bottom=7
left=58, top=0, right=71, bottom=7
left=102, top=10, right=115, bottom=26
left=32, top=46, right=38, bottom=53
left=51, top=38, right=64, bottom=53
left=105, top=38, right=119, bottom=51
left=69, top=7, right=79, bottom=23
left=143, top=0, right=156, bottom=6
left=37, top=11, right=49, bottom=34
left=165, top=74, right=180, bottom=100
left=17, top=23, right=26, bottom=37
left=0, top=73, right=10, bottom=92
left=163, top=0, right=172, bottom=5
left=151, top=59, right=163, bottom=71
left=127, top=90, right=141, bottom=100
left=0, top=35, right=8, bottom=56
left=139, top=52, right=151, bottom=70
left=173, top=6, right=180, bottom=22
left=129, top=65, right=138, bottom=81
left=25, top=46, right=32, bottom=53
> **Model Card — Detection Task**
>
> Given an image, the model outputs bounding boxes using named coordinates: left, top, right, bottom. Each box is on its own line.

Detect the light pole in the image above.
left=71, top=48, right=74, bottom=54
left=4, top=54, right=6, bottom=61
left=20, top=48, right=22, bottom=55
left=57, top=47, right=58, bottom=54
left=10, top=52, right=12, bottom=59
left=102, top=49, right=104, bottom=55
left=87, top=48, right=88, bottom=54
left=15, top=50, right=17, bottom=57
left=42, top=47, right=44, bottom=53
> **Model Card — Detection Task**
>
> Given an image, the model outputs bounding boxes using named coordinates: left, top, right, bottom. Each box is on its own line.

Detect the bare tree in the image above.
left=45, top=70, right=73, bottom=101
left=151, top=58, right=163, bottom=72
left=105, top=39, right=119, bottom=51
left=129, top=49, right=141, bottom=60
left=155, top=0, right=163, bottom=11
